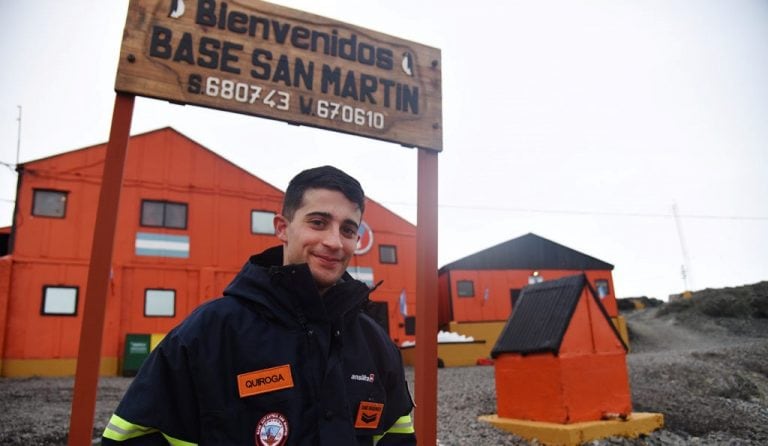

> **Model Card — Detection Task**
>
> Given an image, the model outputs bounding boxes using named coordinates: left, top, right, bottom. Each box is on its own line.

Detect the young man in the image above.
left=103, top=166, right=416, bottom=445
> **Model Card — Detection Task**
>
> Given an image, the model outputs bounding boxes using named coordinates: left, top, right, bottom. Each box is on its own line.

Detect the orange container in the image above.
left=491, top=274, right=631, bottom=423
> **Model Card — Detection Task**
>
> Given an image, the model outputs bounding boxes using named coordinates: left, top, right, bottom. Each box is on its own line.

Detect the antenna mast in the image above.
left=672, top=203, right=693, bottom=291
left=16, top=105, right=22, bottom=165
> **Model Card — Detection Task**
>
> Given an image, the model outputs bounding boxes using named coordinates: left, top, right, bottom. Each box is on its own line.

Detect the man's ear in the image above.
left=274, top=214, right=289, bottom=243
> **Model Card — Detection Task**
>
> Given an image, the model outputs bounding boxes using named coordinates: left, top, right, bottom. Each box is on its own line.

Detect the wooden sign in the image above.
left=116, top=0, right=443, bottom=151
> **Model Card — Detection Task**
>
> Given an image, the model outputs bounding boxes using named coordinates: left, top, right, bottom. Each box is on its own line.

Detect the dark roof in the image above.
left=491, top=274, right=586, bottom=357
left=439, top=233, right=613, bottom=272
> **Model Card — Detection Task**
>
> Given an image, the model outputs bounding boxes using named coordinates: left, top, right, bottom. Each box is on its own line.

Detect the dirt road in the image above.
left=624, top=303, right=768, bottom=443
left=0, top=283, right=766, bottom=445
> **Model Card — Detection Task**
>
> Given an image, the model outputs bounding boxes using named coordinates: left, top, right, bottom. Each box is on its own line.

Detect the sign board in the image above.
left=116, top=0, right=443, bottom=151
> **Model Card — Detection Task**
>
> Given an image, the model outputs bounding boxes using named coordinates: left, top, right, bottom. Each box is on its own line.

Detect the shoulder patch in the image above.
left=355, top=401, right=384, bottom=429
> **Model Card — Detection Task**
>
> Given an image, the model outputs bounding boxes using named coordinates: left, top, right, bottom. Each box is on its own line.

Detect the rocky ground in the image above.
left=0, top=281, right=766, bottom=445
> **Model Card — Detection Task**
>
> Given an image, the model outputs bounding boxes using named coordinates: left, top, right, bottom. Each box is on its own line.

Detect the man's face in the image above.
left=274, top=188, right=362, bottom=294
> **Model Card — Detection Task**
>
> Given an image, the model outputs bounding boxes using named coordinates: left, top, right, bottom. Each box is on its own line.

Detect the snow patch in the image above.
left=400, top=330, right=474, bottom=347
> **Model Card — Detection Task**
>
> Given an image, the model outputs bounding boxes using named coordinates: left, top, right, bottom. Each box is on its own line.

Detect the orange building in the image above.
left=438, top=233, right=618, bottom=327
left=428, top=233, right=623, bottom=364
left=0, top=128, right=416, bottom=377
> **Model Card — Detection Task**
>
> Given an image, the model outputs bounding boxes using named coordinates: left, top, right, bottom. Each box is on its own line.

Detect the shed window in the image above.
left=595, top=279, right=610, bottom=298
left=33, top=189, right=68, bottom=218
left=141, top=200, right=187, bottom=229
left=145, top=289, right=175, bottom=317
left=42, top=286, right=78, bottom=316
left=379, top=245, right=398, bottom=264
left=251, top=210, right=276, bottom=235
left=457, top=280, right=475, bottom=297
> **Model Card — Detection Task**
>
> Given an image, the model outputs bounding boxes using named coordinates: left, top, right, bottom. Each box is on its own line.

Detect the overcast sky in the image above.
left=1, top=0, right=766, bottom=300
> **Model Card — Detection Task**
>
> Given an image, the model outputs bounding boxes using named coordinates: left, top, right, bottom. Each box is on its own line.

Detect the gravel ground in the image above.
left=1, top=282, right=766, bottom=445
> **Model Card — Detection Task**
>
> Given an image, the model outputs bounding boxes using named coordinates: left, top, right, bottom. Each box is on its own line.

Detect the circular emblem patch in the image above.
left=255, top=412, right=289, bottom=446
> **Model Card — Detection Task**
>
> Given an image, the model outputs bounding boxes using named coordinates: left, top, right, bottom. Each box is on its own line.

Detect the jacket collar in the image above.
left=225, top=245, right=370, bottom=323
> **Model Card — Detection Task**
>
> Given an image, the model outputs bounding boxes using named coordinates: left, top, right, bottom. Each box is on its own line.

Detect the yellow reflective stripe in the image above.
left=372, top=414, right=414, bottom=444
left=103, top=414, right=157, bottom=440
left=102, top=414, right=197, bottom=445
left=162, top=433, right=198, bottom=446
left=386, top=414, right=415, bottom=434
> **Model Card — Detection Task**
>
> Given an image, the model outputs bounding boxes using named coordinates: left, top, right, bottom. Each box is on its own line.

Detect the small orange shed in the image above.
left=491, top=273, right=631, bottom=424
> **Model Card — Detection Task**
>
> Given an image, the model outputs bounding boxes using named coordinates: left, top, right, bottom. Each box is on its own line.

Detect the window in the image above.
left=404, top=316, right=416, bottom=336
left=251, top=210, right=276, bottom=235
left=41, top=286, right=78, bottom=316
left=595, top=279, right=610, bottom=298
left=141, top=200, right=187, bottom=229
left=379, top=245, right=398, bottom=264
left=33, top=189, right=67, bottom=218
left=457, top=280, right=475, bottom=297
left=145, top=289, right=176, bottom=317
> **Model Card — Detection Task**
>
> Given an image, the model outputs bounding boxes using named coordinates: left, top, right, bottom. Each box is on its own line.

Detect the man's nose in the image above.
left=322, top=226, right=344, bottom=249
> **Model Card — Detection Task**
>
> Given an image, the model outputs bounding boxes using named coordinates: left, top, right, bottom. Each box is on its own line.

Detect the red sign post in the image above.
left=68, top=93, right=135, bottom=446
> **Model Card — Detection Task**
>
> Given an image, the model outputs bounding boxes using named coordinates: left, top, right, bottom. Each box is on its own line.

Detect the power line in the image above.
left=382, top=201, right=768, bottom=221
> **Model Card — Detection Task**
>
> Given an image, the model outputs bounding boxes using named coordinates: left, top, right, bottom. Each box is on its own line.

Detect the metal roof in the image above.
left=439, top=233, right=613, bottom=272
left=491, top=274, right=587, bottom=357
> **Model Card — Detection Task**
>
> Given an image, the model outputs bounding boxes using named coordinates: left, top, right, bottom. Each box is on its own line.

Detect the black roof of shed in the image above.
left=491, top=273, right=588, bottom=357
left=439, top=233, right=613, bottom=273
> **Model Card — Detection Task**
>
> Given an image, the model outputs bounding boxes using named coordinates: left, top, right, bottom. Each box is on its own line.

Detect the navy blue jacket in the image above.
left=103, top=246, right=415, bottom=445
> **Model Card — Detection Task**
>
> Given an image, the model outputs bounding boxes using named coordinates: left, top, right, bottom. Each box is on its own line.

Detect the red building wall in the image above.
left=440, top=269, right=618, bottom=326
left=347, top=198, right=416, bottom=344
left=1, top=128, right=416, bottom=376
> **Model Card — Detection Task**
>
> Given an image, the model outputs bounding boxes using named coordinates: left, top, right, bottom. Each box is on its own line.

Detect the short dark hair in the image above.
left=282, top=166, right=365, bottom=220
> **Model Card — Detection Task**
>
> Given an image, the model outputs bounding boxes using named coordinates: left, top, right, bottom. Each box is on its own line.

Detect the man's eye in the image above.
left=309, top=219, right=326, bottom=228
left=341, top=227, right=358, bottom=238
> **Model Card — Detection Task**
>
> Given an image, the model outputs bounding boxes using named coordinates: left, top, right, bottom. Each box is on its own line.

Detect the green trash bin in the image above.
left=123, top=334, right=151, bottom=377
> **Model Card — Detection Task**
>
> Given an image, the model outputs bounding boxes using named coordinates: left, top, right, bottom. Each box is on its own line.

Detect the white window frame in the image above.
left=457, top=280, right=475, bottom=297
left=144, top=289, right=176, bottom=317
left=42, top=286, right=78, bottom=316
left=33, top=189, right=68, bottom=218
left=595, top=279, right=610, bottom=298
left=251, top=210, right=276, bottom=235
left=379, top=245, right=398, bottom=264
left=141, top=200, right=188, bottom=229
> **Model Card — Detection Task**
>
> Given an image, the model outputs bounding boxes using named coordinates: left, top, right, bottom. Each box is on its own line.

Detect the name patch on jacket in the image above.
left=354, top=401, right=384, bottom=429
left=237, top=365, right=294, bottom=398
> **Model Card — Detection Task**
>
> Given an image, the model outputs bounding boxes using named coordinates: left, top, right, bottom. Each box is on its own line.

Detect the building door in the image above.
left=365, top=301, right=390, bottom=335
left=510, top=289, right=522, bottom=315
